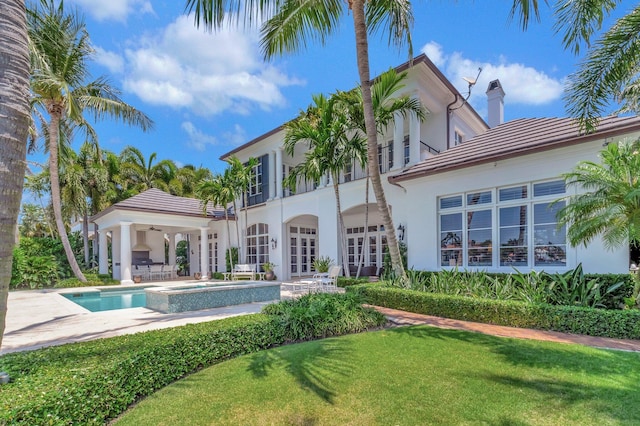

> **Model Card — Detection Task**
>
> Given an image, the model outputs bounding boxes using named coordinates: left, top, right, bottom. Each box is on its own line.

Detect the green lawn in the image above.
left=117, top=326, right=640, bottom=425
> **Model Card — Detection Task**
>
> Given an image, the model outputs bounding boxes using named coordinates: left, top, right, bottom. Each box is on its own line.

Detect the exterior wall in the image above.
left=402, top=139, right=629, bottom=274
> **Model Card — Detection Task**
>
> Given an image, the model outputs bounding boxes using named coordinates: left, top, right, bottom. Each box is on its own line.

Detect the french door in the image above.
left=289, top=226, right=317, bottom=277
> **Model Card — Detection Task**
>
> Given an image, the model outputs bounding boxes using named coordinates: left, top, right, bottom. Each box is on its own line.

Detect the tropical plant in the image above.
left=555, top=139, right=640, bottom=250
left=197, top=172, right=236, bottom=270
left=262, top=261, right=275, bottom=272
left=337, top=68, right=425, bottom=277
left=0, top=0, right=30, bottom=350
left=119, top=146, right=178, bottom=195
left=284, top=93, right=366, bottom=276
left=547, top=1, right=640, bottom=132
left=28, top=0, right=153, bottom=282
left=227, top=156, right=257, bottom=262
left=312, top=255, right=334, bottom=274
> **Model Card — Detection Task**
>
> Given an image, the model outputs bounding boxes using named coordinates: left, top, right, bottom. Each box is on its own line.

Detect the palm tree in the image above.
left=186, top=0, right=541, bottom=279
left=556, top=139, right=640, bottom=250
left=284, top=93, right=367, bottom=276
left=227, top=156, right=258, bottom=262
left=119, top=146, right=177, bottom=195
left=197, top=172, right=237, bottom=271
left=337, top=68, right=425, bottom=277
left=176, top=164, right=213, bottom=197
left=28, top=0, right=153, bottom=281
left=548, top=2, right=640, bottom=132
left=0, top=0, right=30, bottom=350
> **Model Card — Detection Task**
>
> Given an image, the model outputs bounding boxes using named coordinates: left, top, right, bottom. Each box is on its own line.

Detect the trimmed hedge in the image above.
left=348, top=284, right=640, bottom=340
left=0, top=294, right=385, bottom=425
left=0, top=315, right=284, bottom=425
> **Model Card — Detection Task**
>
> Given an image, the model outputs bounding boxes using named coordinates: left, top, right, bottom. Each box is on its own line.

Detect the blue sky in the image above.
left=30, top=1, right=631, bottom=175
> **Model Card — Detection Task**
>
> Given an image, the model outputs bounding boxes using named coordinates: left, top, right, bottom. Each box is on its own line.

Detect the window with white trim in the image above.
left=249, top=161, right=263, bottom=196
left=454, top=130, right=464, bottom=146
left=246, top=223, right=269, bottom=265
left=438, top=180, right=566, bottom=269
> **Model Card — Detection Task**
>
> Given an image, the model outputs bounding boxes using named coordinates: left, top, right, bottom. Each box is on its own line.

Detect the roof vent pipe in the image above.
left=486, top=79, right=505, bottom=128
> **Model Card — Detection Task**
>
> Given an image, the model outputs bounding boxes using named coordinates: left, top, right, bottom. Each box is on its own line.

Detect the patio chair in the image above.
left=135, top=265, right=150, bottom=281
left=162, top=264, right=176, bottom=280
left=313, top=265, right=341, bottom=293
left=149, top=264, right=164, bottom=281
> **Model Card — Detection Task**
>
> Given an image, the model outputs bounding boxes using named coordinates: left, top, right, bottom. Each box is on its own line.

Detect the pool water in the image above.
left=62, top=288, right=147, bottom=312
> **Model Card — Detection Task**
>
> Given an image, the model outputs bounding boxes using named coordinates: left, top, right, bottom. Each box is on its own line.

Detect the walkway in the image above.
left=373, top=305, right=640, bottom=353
left=3, top=285, right=639, bottom=355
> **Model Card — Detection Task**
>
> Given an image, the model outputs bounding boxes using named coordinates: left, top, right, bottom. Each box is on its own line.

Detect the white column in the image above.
left=199, top=227, right=209, bottom=280
left=409, top=109, right=421, bottom=165
left=269, top=151, right=276, bottom=200
left=112, top=228, right=121, bottom=280
left=275, top=147, right=283, bottom=198
left=98, top=229, right=108, bottom=275
left=120, top=222, right=133, bottom=284
left=393, top=112, right=404, bottom=170
left=168, top=233, right=176, bottom=265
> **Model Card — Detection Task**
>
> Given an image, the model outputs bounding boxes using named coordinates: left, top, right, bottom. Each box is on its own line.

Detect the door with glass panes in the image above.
left=289, top=226, right=317, bottom=277
left=346, top=225, right=387, bottom=274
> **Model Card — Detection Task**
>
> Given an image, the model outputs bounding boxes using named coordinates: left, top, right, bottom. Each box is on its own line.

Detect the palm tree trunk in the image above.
left=243, top=191, right=249, bottom=263
left=233, top=200, right=241, bottom=262
left=332, top=175, right=350, bottom=277
left=356, top=172, right=370, bottom=278
left=83, top=210, right=90, bottom=267
left=47, top=106, right=87, bottom=282
left=225, top=210, right=234, bottom=271
left=350, top=0, right=406, bottom=281
left=0, top=0, right=30, bottom=350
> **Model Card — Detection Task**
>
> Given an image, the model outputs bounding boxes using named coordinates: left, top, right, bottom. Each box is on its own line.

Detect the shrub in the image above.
left=0, top=295, right=385, bottom=424
left=392, top=266, right=635, bottom=310
left=0, top=315, right=284, bottom=425
left=262, top=293, right=386, bottom=342
left=337, top=277, right=369, bottom=288
left=312, top=256, right=334, bottom=273
left=54, top=273, right=119, bottom=288
left=348, top=284, right=640, bottom=339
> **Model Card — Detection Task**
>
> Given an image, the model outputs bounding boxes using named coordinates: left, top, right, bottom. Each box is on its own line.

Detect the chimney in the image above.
left=486, top=79, right=505, bottom=128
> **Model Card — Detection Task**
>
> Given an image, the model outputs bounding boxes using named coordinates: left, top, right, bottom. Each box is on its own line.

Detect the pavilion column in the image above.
left=98, top=229, right=108, bottom=275
left=168, top=233, right=176, bottom=265
left=199, top=227, right=209, bottom=280
left=275, top=147, right=283, bottom=198
left=120, top=222, right=133, bottom=284
left=392, top=111, right=404, bottom=170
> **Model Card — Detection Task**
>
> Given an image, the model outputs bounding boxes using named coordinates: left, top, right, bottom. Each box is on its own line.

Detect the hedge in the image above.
left=0, top=315, right=284, bottom=425
left=0, top=293, right=384, bottom=425
left=347, top=284, right=640, bottom=340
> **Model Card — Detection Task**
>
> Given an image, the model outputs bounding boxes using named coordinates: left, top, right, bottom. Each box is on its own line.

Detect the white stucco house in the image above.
left=93, top=54, right=640, bottom=283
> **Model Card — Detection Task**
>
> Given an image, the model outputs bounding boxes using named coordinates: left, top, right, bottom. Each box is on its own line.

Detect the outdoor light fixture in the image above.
left=397, top=224, right=405, bottom=241
left=271, top=238, right=277, bottom=249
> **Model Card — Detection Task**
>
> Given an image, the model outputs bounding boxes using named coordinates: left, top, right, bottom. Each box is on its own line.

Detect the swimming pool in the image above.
left=62, top=287, right=150, bottom=312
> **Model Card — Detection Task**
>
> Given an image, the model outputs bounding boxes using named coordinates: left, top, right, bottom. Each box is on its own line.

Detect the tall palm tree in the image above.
left=197, top=172, right=237, bottom=271
left=228, top=156, right=257, bottom=262
left=556, top=139, right=640, bottom=250
left=28, top=0, right=153, bottom=281
left=337, top=68, right=425, bottom=277
left=284, top=93, right=367, bottom=276
left=176, top=164, right=213, bottom=197
left=0, top=0, right=30, bottom=350
left=119, top=146, right=176, bottom=195
left=185, top=0, right=540, bottom=279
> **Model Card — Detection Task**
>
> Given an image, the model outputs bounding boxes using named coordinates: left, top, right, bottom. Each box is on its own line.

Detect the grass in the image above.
left=117, top=326, right=640, bottom=425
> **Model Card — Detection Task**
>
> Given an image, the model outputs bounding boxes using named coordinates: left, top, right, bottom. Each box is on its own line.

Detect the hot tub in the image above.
left=145, top=281, right=280, bottom=313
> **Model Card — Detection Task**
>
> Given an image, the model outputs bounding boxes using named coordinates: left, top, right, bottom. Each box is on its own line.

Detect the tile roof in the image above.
left=390, top=115, right=640, bottom=183
left=91, top=188, right=231, bottom=222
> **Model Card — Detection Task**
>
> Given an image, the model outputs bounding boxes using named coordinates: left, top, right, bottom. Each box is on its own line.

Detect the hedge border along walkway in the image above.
left=347, top=284, right=640, bottom=340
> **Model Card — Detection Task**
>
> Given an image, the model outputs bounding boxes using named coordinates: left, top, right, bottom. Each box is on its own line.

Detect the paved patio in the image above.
left=1, top=280, right=299, bottom=355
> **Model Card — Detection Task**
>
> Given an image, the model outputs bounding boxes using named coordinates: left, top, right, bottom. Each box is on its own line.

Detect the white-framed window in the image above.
left=438, top=180, right=566, bottom=269
left=246, top=223, right=269, bottom=265
left=454, top=130, right=464, bottom=146
left=403, top=136, right=410, bottom=165
left=249, top=161, right=263, bottom=196
left=378, top=142, right=393, bottom=173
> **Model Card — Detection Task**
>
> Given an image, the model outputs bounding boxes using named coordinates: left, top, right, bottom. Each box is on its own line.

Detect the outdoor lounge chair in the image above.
left=231, top=264, right=256, bottom=280
left=312, top=265, right=341, bottom=292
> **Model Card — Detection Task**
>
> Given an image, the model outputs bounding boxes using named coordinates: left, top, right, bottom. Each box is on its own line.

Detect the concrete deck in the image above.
left=1, top=280, right=296, bottom=355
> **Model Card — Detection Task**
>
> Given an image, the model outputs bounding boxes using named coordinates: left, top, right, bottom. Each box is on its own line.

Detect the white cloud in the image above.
left=181, top=121, right=218, bottom=152
left=69, top=0, right=153, bottom=22
left=223, top=124, right=247, bottom=146
left=93, top=46, right=124, bottom=74
left=120, top=16, right=304, bottom=117
left=420, top=41, right=564, bottom=107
